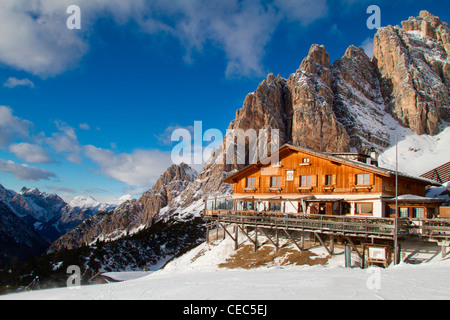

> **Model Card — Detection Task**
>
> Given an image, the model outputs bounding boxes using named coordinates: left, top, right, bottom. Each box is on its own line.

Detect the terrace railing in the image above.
left=207, top=212, right=404, bottom=240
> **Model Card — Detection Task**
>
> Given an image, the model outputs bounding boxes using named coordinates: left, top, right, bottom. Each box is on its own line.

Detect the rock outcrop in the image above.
left=287, top=44, right=351, bottom=152
left=140, top=163, right=197, bottom=225
left=374, top=10, right=450, bottom=136
left=332, top=45, right=390, bottom=152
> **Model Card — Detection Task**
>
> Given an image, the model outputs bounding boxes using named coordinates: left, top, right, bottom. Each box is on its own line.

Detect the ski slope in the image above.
left=2, top=235, right=450, bottom=300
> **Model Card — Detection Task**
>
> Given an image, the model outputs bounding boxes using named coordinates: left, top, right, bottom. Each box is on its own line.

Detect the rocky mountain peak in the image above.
left=140, top=163, right=197, bottom=225
left=374, top=11, right=450, bottom=136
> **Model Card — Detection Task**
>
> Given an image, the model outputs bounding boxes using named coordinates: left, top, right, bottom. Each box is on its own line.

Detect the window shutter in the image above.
left=255, top=177, right=260, bottom=188
left=349, top=174, right=355, bottom=186
left=332, top=175, right=337, bottom=186
left=280, top=176, right=286, bottom=188
left=294, top=176, right=299, bottom=187
left=311, top=175, right=318, bottom=187
left=266, top=176, right=271, bottom=189
left=370, top=173, right=375, bottom=185
left=240, top=178, right=246, bottom=190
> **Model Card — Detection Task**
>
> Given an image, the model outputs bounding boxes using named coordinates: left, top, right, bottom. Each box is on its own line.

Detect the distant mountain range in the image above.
left=0, top=184, right=124, bottom=264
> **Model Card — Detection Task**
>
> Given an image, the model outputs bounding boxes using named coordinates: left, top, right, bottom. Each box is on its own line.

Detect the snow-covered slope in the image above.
left=378, top=124, right=450, bottom=177
left=3, top=234, right=450, bottom=300
left=69, top=195, right=118, bottom=213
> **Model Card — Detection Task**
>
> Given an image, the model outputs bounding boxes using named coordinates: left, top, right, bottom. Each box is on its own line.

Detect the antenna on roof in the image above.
left=394, top=133, right=399, bottom=265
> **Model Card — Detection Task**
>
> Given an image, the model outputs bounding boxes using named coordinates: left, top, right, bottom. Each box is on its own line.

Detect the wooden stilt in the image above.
left=254, top=225, right=258, bottom=252
left=234, top=225, right=239, bottom=250
left=283, top=229, right=303, bottom=252
left=330, top=235, right=335, bottom=255
left=314, top=232, right=332, bottom=256
left=345, top=236, right=363, bottom=259
left=258, top=227, right=278, bottom=250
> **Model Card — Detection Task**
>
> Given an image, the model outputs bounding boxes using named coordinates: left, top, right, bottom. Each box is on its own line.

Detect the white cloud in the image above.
left=0, top=158, right=56, bottom=182
left=46, top=121, right=81, bottom=154
left=0, top=0, right=330, bottom=78
left=0, top=106, right=32, bottom=148
left=3, top=77, right=35, bottom=88
left=8, top=143, right=52, bottom=164
left=361, top=37, right=374, bottom=58
left=79, top=123, right=90, bottom=130
left=84, top=145, right=173, bottom=187
left=46, top=121, right=83, bottom=164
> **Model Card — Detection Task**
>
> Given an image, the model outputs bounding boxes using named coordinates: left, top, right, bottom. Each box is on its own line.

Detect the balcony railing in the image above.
left=206, top=211, right=450, bottom=241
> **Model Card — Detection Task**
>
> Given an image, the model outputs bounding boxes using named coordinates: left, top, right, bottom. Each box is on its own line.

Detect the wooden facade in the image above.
left=220, top=144, right=443, bottom=218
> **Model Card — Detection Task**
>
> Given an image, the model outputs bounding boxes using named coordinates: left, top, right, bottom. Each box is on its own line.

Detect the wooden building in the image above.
left=212, top=144, right=444, bottom=218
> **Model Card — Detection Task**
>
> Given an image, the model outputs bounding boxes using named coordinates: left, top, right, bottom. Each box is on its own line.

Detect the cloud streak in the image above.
left=84, top=145, right=173, bottom=187
left=0, top=159, right=56, bottom=182
left=0, top=0, right=330, bottom=78
left=8, top=143, right=53, bottom=164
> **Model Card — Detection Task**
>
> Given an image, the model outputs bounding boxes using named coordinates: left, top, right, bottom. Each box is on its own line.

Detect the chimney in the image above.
left=370, top=148, right=379, bottom=167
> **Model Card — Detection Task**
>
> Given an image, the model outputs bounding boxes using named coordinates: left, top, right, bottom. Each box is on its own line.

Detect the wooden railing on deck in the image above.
left=207, top=211, right=404, bottom=239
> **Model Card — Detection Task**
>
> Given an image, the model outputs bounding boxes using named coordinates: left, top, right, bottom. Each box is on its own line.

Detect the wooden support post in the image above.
left=345, top=236, right=364, bottom=263
left=330, top=235, right=335, bottom=255
left=314, top=232, right=332, bottom=256
left=276, top=229, right=279, bottom=252
left=283, top=229, right=304, bottom=252
left=206, top=224, right=210, bottom=243
left=254, top=225, right=258, bottom=252
left=258, top=228, right=278, bottom=250
left=234, top=225, right=239, bottom=251
left=301, top=231, right=305, bottom=250
left=440, top=241, right=450, bottom=258
left=220, top=222, right=239, bottom=250
left=237, top=225, right=257, bottom=248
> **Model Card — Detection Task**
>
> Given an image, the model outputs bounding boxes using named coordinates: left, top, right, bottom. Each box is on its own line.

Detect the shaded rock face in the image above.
left=140, top=163, right=197, bottom=226
left=227, top=44, right=351, bottom=161
left=227, top=11, right=449, bottom=158
left=287, top=44, right=351, bottom=152
left=332, top=45, right=391, bottom=153
left=374, top=10, right=450, bottom=135
left=0, top=201, right=49, bottom=264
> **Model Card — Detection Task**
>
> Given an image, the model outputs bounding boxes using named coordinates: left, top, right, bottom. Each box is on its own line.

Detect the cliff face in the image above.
left=227, top=11, right=449, bottom=157
left=288, top=44, right=351, bottom=152
left=140, top=163, right=197, bottom=226
left=374, top=10, right=450, bottom=136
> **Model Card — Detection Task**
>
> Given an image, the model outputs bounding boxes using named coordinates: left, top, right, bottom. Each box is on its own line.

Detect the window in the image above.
left=356, top=174, right=370, bottom=185
left=243, top=201, right=255, bottom=211
left=302, top=158, right=310, bottom=163
left=325, top=175, right=334, bottom=186
left=399, top=207, right=409, bottom=218
left=413, top=207, right=425, bottom=219
left=206, top=200, right=214, bottom=210
left=246, top=177, right=255, bottom=188
left=355, top=203, right=373, bottom=215
left=300, top=175, right=312, bottom=187
left=271, top=176, right=281, bottom=187
left=216, top=198, right=226, bottom=210
left=268, top=202, right=281, bottom=212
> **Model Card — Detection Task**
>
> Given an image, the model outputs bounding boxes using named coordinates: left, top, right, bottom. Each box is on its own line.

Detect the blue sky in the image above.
left=0, top=0, right=448, bottom=203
